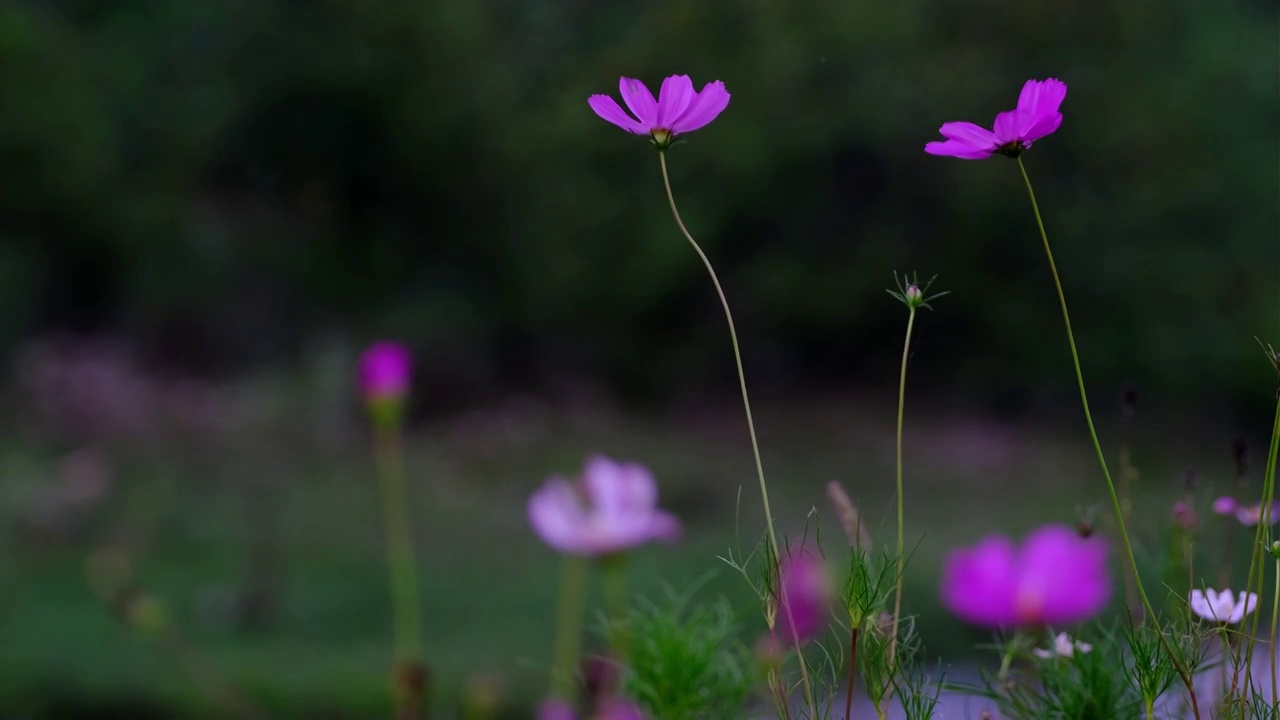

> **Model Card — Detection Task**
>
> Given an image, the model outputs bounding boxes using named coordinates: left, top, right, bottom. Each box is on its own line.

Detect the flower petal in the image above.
left=669, top=80, right=730, bottom=134
left=1017, top=78, right=1068, bottom=119
left=527, top=477, right=590, bottom=554
left=941, top=535, right=1019, bottom=626
left=618, top=77, right=659, bottom=128
left=992, top=110, right=1023, bottom=144
left=584, top=455, right=657, bottom=518
left=655, top=74, right=696, bottom=129
left=1021, top=111, right=1063, bottom=143
left=1018, top=524, right=1110, bottom=625
left=924, top=140, right=992, bottom=160
left=646, top=510, right=682, bottom=543
left=588, top=94, right=649, bottom=134
left=937, top=121, right=999, bottom=147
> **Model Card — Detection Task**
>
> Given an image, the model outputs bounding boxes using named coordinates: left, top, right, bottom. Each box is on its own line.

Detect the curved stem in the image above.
left=374, top=424, right=425, bottom=718
left=1271, top=554, right=1279, bottom=704
left=658, top=151, right=817, bottom=714
left=1242, top=399, right=1280, bottom=695
left=1015, top=157, right=1194, bottom=694
left=549, top=556, right=588, bottom=701
left=887, top=308, right=916, bottom=672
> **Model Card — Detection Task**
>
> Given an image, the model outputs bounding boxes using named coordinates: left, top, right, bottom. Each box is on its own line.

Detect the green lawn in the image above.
left=0, top=395, right=1251, bottom=717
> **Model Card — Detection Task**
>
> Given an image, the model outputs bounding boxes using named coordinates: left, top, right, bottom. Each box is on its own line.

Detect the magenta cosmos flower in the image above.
left=588, top=75, right=730, bottom=149
left=774, top=549, right=834, bottom=645
left=941, top=524, right=1109, bottom=628
left=527, top=455, right=680, bottom=557
left=925, top=78, right=1067, bottom=159
left=357, top=341, right=412, bottom=402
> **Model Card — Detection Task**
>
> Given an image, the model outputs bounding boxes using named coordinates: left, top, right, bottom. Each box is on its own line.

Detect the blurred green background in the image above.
left=0, top=0, right=1277, bottom=717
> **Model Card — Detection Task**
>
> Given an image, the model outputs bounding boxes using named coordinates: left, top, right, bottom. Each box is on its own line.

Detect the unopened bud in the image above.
left=905, top=284, right=923, bottom=306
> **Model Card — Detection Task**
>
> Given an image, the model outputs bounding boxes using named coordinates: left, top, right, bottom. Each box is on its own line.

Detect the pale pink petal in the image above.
left=588, top=95, right=649, bottom=134
left=646, top=510, right=682, bottom=542
left=669, top=80, right=730, bottom=134
left=618, top=77, right=659, bottom=128
left=528, top=478, right=589, bottom=554
left=584, top=455, right=656, bottom=518
left=924, top=140, right=992, bottom=160
left=655, top=74, right=696, bottom=128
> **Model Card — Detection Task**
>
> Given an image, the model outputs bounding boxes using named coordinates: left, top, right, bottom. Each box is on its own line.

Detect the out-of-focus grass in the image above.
left=0, top=394, right=1249, bottom=717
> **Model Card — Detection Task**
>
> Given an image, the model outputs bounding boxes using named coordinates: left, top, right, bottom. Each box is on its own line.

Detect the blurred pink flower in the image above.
left=1171, top=500, right=1198, bottom=530
left=357, top=341, right=411, bottom=402
left=774, top=549, right=834, bottom=645
left=537, top=698, right=646, bottom=720
left=941, top=523, right=1109, bottom=628
left=925, top=78, right=1067, bottom=159
left=538, top=699, right=577, bottom=720
left=527, top=455, right=680, bottom=557
left=589, top=75, right=730, bottom=148
left=1213, top=496, right=1238, bottom=516
left=1235, top=501, right=1280, bottom=527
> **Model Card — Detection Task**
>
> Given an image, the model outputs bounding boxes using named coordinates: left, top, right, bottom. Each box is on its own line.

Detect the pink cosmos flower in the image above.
left=941, top=523, right=1110, bottom=628
left=1213, top=496, right=1238, bottom=516
left=588, top=75, right=730, bottom=148
left=527, top=455, right=681, bottom=557
left=357, top=341, right=411, bottom=402
left=1235, top=500, right=1280, bottom=527
left=925, top=78, right=1067, bottom=159
left=773, top=549, right=834, bottom=645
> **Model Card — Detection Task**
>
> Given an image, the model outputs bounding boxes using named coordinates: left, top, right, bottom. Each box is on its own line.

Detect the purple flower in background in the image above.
left=528, top=455, right=680, bottom=557
left=774, top=549, right=834, bottom=645
left=1171, top=500, right=1199, bottom=530
left=358, top=341, right=412, bottom=403
left=538, top=699, right=577, bottom=720
left=589, top=75, right=730, bottom=149
left=925, top=78, right=1067, bottom=159
left=1235, top=500, right=1280, bottom=527
left=941, top=523, right=1109, bottom=628
left=537, top=698, right=647, bottom=720
left=1213, top=496, right=1238, bottom=516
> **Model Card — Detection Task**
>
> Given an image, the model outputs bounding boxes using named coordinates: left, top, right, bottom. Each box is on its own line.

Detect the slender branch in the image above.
left=658, top=151, right=817, bottom=715
left=887, top=307, right=916, bottom=672
left=845, top=626, right=859, bottom=720
left=374, top=424, right=425, bottom=719
left=1016, top=157, right=1195, bottom=713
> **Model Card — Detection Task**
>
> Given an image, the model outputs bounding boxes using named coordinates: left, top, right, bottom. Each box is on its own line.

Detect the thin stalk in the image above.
left=887, top=307, right=917, bottom=671
left=374, top=424, right=425, bottom=719
left=603, top=555, right=631, bottom=662
left=1118, top=412, right=1142, bottom=622
left=1145, top=699, right=1154, bottom=720
left=658, top=151, right=817, bottom=715
left=1241, top=398, right=1280, bottom=696
left=845, top=626, right=859, bottom=720
left=1271, top=554, right=1279, bottom=704
left=549, top=556, right=588, bottom=701
left=1015, top=157, right=1195, bottom=711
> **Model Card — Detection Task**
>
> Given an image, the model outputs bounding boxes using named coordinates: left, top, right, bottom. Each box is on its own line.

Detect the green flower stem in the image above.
left=887, top=306, right=917, bottom=672
left=373, top=422, right=425, bottom=717
left=657, top=150, right=817, bottom=716
left=1241, top=397, right=1280, bottom=694
left=549, top=556, right=588, bottom=701
left=1271, top=554, right=1279, bottom=704
left=1015, top=157, right=1196, bottom=698
left=603, top=554, right=631, bottom=662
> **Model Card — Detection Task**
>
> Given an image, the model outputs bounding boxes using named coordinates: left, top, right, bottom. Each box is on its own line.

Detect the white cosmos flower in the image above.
left=1189, top=588, right=1258, bottom=624
left=1033, top=632, right=1093, bottom=659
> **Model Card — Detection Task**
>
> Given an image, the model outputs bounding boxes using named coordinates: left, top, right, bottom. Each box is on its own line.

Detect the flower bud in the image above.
left=358, top=341, right=412, bottom=427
